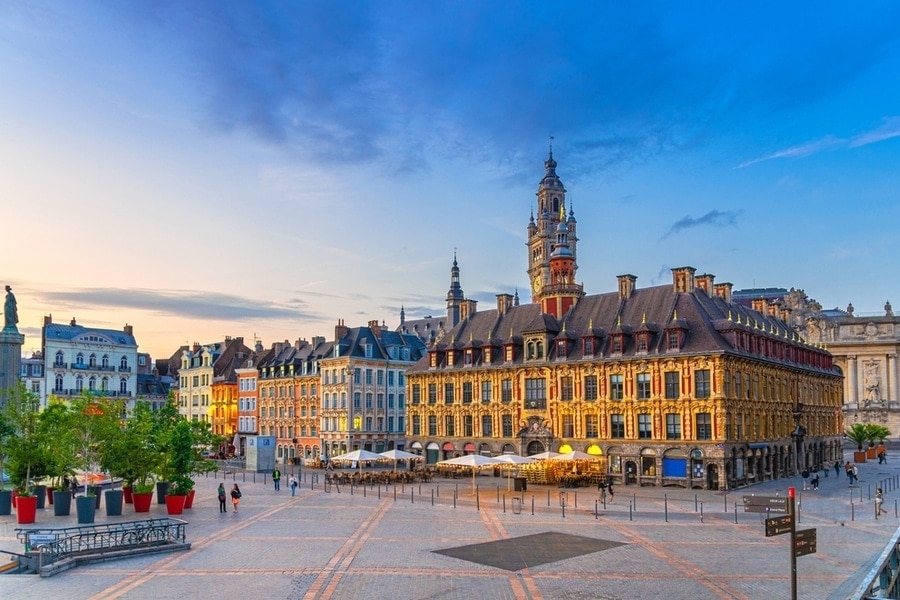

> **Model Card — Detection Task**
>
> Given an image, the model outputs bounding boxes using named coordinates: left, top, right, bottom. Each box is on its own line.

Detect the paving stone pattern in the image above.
left=1, top=450, right=898, bottom=600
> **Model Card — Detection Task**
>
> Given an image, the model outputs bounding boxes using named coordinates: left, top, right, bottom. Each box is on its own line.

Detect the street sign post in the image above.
left=765, top=514, right=793, bottom=537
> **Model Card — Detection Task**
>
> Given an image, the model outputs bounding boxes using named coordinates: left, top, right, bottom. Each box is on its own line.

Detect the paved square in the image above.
left=433, top=531, right=626, bottom=571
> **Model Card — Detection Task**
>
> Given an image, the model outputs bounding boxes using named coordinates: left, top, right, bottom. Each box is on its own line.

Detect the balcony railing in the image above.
left=119, top=366, right=132, bottom=373
left=52, top=362, right=68, bottom=369
left=52, top=389, right=132, bottom=398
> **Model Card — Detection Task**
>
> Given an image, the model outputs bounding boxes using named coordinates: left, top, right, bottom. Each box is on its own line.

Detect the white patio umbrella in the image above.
left=494, top=454, right=535, bottom=491
left=528, top=451, right=560, bottom=460
left=331, top=449, right=387, bottom=474
left=437, top=454, right=503, bottom=494
left=378, top=449, right=423, bottom=470
left=549, top=450, right=598, bottom=461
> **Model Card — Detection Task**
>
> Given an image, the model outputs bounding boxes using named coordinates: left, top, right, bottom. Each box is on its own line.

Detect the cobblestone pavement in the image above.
left=1, top=451, right=898, bottom=600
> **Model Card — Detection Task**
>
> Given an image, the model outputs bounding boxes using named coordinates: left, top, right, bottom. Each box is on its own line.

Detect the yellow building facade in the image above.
left=405, top=153, right=843, bottom=490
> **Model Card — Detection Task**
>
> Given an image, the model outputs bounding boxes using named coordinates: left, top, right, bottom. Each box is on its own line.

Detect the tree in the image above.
left=36, top=399, right=79, bottom=488
left=845, top=423, right=869, bottom=451
left=3, top=383, right=49, bottom=494
left=68, top=393, right=121, bottom=495
left=866, top=424, right=891, bottom=447
left=101, top=401, right=158, bottom=493
left=0, top=408, right=16, bottom=491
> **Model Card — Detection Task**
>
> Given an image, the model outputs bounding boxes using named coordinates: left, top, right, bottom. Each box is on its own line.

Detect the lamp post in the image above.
left=791, top=402, right=805, bottom=475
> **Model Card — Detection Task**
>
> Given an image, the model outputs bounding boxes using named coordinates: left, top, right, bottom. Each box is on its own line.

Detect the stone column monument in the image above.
left=0, top=285, right=25, bottom=407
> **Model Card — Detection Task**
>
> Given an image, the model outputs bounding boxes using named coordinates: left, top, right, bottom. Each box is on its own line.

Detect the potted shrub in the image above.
left=36, top=399, right=79, bottom=514
left=69, top=394, right=120, bottom=511
left=3, top=384, right=48, bottom=523
left=0, top=407, right=15, bottom=515
left=151, top=398, right=181, bottom=503
left=866, top=424, right=890, bottom=459
left=845, top=423, right=871, bottom=463
left=164, top=420, right=194, bottom=515
left=107, top=402, right=158, bottom=513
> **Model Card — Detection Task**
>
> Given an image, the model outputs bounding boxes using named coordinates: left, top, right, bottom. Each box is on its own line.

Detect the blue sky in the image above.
left=2, top=1, right=898, bottom=360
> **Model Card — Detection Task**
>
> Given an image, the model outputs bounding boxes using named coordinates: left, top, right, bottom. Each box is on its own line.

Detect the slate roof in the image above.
left=44, top=323, right=137, bottom=346
left=409, top=282, right=837, bottom=374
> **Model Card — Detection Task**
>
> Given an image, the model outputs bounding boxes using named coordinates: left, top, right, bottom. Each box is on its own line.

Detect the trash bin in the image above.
left=514, top=477, right=527, bottom=492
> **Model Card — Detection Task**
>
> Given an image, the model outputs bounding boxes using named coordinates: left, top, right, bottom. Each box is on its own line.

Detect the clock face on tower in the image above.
left=532, top=274, right=543, bottom=293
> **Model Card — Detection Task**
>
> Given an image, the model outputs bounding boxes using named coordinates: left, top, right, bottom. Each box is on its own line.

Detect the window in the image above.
left=445, top=414, right=455, bottom=436
left=734, top=372, right=742, bottom=399
left=501, top=379, right=513, bottom=403
left=119, top=378, right=127, bottom=394
left=481, top=414, right=493, bottom=437
left=463, top=415, right=473, bottom=437
left=585, top=414, right=598, bottom=438
left=583, top=338, right=594, bottom=356
left=562, top=415, right=574, bottom=437
left=55, top=374, right=63, bottom=392
left=610, top=374, right=623, bottom=400
left=637, top=413, right=652, bottom=439
left=388, top=393, right=394, bottom=409
left=462, top=382, right=473, bottom=404
left=560, top=376, right=573, bottom=401
left=377, top=370, right=383, bottom=385
left=444, top=382, right=454, bottom=405
left=666, top=414, right=681, bottom=439
left=524, top=378, right=546, bottom=409
left=376, top=393, right=383, bottom=409
left=412, top=384, right=421, bottom=405
left=354, top=392, right=361, bottom=408
left=354, top=369, right=361, bottom=384
left=365, top=369, right=372, bottom=385
left=610, top=414, right=625, bottom=438
left=428, top=383, right=437, bottom=405
left=412, top=415, right=421, bottom=436
left=696, top=412, right=712, bottom=440
left=636, top=373, right=651, bottom=400
left=636, top=336, right=648, bottom=352
left=481, top=380, right=492, bottom=403
left=584, top=375, right=598, bottom=401
left=55, top=351, right=64, bottom=366
left=664, top=372, right=679, bottom=399
left=502, top=414, right=513, bottom=437
left=695, top=370, right=711, bottom=399
left=611, top=336, right=622, bottom=353
left=667, top=331, right=679, bottom=350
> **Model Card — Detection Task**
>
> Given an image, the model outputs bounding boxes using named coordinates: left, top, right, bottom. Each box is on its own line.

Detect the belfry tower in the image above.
left=527, top=148, right=578, bottom=303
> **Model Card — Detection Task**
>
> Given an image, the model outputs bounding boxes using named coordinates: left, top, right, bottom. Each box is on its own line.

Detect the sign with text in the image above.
left=742, top=495, right=789, bottom=514
left=765, top=515, right=793, bottom=537
left=795, top=528, right=817, bottom=557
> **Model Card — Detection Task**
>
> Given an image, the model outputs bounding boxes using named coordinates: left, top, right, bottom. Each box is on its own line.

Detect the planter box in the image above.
left=0, top=489, right=12, bottom=516
left=89, top=485, right=103, bottom=509
left=183, top=489, right=196, bottom=509
left=105, top=489, right=124, bottom=516
left=76, top=495, right=96, bottom=524
left=52, top=490, right=72, bottom=516
left=854, top=451, right=868, bottom=463
left=33, top=485, right=47, bottom=509
left=16, top=494, right=38, bottom=524
left=156, top=482, right=170, bottom=504
left=132, top=491, right=153, bottom=513
left=867, top=448, right=878, bottom=459
left=47, top=486, right=56, bottom=505
left=165, top=494, right=186, bottom=515
left=123, top=486, right=133, bottom=504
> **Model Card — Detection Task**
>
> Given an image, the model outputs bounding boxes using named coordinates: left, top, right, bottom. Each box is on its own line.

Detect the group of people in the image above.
left=272, top=468, right=299, bottom=496
left=217, top=483, right=242, bottom=512
left=597, top=477, right=614, bottom=503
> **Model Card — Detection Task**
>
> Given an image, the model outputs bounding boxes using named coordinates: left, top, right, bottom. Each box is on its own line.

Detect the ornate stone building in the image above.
left=405, top=152, right=843, bottom=490
left=762, top=291, right=899, bottom=436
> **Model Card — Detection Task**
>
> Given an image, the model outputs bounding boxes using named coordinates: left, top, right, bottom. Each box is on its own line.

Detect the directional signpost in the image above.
left=795, top=528, right=817, bottom=557
left=765, top=514, right=793, bottom=537
left=742, top=494, right=789, bottom=514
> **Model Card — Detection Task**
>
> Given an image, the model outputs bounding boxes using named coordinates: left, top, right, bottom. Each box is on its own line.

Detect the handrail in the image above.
left=848, top=526, right=900, bottom=599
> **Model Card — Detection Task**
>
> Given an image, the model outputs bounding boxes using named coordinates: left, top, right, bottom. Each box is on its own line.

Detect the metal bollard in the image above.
left=664, top=494, right=668, bottom=523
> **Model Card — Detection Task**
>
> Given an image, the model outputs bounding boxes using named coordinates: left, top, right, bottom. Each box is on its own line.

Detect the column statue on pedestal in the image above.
left=3, top=285, right=17, bottom=332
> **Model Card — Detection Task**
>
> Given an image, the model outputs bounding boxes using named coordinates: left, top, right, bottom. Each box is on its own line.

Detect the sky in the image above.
left=2, top=1, right=899, bottom=361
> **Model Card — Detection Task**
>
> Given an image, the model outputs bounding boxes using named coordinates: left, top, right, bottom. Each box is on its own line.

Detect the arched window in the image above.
left=102, top=354, right=109, bottom=368
left=55, top=374, right=64, bottom=392
left=55, top=351, right=65, bottom=367
left=76, top=375, right=84, bottom=391
left=120, top=356, right=128, bottom=370
left=89, top=353, right=97, bottom=367
left=76, top=353, right=84, bottom=366
left=89, top=376, right=97, bottom=391
left=119, top=378, right=128, bottom=394
left=101, top=377, right=109, bottom=391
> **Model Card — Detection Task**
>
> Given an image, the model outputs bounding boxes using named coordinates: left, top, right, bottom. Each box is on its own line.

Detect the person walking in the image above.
left=273, top=468, right=281, bottom=491
left=846, top=462, right=855, bottom=486
left=876, top=488, right=887, bottom=516
left=217, top=483, right=227, bottom=512
left=607, top=478, right=614, bottom=503
left=230, top=483, right=242, bottom=512
left=834, top=461, right=841, bottom=477
left=289, top=475, right=298, bottom=496
left=810, top=472, right=819, bottom=491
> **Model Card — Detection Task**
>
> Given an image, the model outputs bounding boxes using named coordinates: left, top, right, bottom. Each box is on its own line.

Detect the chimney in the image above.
left=70, top=317, right=77, bottom=326
left=225, top=335, right=232, bottom=343
left=312, top=336, right=325, bottom=348
left=192, top=342, right=200, bottom=352
left=334, top=319, right=349, bottom=341
left=496, top=293, right=513, bottom=315
left=44, top=314, right=53, bottom=326
left=273, top=341, right=285, bottom=355
left=695, top=274, right=715, bottom=297
left=751, top=298, right=767, bottom=313
left=767, top=304, right=778, bottom=317
left=780, top=308, right=791, bottom=322
left=617, top=274, right=637, bottom=300
left=460, top=299, right=478, bottom=321
left=369, top=319, right=381, bottom=337
left=671, top=267, right=696, bottom=293
left=123, top=324, right=133, bottom=336
left=713, top=282, right=733, bottom=304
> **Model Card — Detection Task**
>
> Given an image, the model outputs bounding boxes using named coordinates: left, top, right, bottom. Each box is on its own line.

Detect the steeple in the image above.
left=446, top=251, right=465, bottom=327
left=527, top=146, right=577, bottom=303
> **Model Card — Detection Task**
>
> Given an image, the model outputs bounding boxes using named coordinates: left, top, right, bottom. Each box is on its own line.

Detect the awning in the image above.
left=426, top=442, right=440, bottom=450
left=410, top=441, right=423, bottom=449
left=558, top=443, right=573, bottom=453
left=442, top=442, right=456, bottom=451
left=463, top=442, right=476, bottom=452
left=586, top=444, right=602, bottom=455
